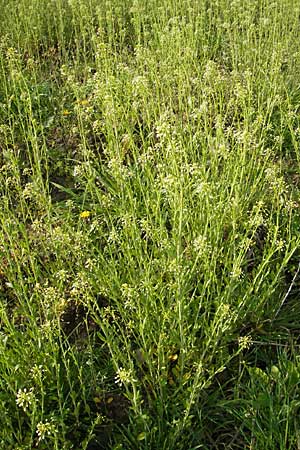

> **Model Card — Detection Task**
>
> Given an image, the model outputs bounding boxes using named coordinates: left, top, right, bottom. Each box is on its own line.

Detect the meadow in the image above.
left=1, top=0, right=300, bottom=448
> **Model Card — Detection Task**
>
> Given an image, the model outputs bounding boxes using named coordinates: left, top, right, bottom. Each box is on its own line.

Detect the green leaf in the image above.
left=137, top=432, right=146, bottom=441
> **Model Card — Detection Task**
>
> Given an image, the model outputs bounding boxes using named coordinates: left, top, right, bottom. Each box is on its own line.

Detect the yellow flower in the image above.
left=80, top=210, right=91, bottom=219
left=63, top=109, right=71, bottom=116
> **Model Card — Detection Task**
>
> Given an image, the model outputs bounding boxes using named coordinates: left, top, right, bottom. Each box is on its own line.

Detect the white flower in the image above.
left=16, top=388, right=35, bottom=412
left=238, top=335, right=252, bottom=350
left=115, top=367, right=136, bottom=386
left=36, top=420, right=57, bottom=442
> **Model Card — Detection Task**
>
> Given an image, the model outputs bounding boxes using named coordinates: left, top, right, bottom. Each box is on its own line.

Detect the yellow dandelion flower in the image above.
left=80, top=210, right=91, bottom=219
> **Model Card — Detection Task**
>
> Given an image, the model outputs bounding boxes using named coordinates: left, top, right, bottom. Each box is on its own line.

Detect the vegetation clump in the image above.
left=1, top=1, right=300, bottom=448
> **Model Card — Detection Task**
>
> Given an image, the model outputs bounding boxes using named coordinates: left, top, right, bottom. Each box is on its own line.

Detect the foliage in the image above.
left=1, top=0, right=300, bottom=448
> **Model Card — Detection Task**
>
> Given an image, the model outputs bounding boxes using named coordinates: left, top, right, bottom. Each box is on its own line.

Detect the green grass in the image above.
left=1, top=0, right=300, bottom=448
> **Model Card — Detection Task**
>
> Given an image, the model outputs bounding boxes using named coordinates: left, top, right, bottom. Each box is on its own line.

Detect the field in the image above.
left=1, top=1, right=300, bottom=448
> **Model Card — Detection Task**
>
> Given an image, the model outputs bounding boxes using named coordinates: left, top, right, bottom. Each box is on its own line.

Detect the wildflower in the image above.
left=40, top=321, right=53, bottom=337
left=218, top=303, right=231, bottom=319
left=16, top=388, right=35, bottom=412
left=62, top=109, right=71, bottom=116
left=115, top=367, right=136, bottom=386
left=80, top=210, right=91, bottom=219
left=54, top=269, right=69, bottom=283
left=30, top=365, right=45, bottom=380
left=70, top=272, right=90, bottom=297
left=107, top=228, right=119, bottom=244
left=276, top=239, right=285, bottom=251
left=121, top=283, right=135, bottom=299
left=230, top=265, right=242, bottom=279
left=79, top=99, right=89, bottom=106
left=36, top=420, right=57, bottom=442
left=238, top=335, right=252, bottom=350
left=193, top=235, right=208, bottom=255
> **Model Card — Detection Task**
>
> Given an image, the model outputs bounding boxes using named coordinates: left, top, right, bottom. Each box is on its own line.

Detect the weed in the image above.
left=1, top=0, right=300, bottom=448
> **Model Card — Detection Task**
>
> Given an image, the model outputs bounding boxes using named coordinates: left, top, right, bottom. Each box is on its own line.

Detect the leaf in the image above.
left=95, top=169, right=119, bottom=195
left=137, top=432, right=146, bottom=441
left=50, top=182, right=85, bottom=204
left=254, top=392, right=270, bottom=409
left=249, top=366, right=269, bottom=385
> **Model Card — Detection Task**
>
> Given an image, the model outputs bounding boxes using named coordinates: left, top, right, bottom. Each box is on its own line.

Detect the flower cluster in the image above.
left=238, top=335, right=252, bottom=350
left=16, top=388, right=35, bottom=412
left=115, top=367, right=136, bottom=386
left=36, top=420, right=57, bottom=442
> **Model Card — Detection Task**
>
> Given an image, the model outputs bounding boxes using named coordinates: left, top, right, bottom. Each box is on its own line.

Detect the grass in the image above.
left=1, top=0, right=300, bottom=448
